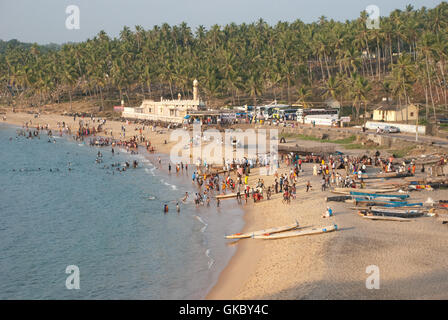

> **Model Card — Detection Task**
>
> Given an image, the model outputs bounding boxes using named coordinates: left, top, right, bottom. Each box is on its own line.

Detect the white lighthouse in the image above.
left=193, top=79, right=199, bottom=101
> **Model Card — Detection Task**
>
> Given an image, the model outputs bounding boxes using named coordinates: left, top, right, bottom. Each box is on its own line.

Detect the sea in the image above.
left=0, top=123, right=244, bottom=299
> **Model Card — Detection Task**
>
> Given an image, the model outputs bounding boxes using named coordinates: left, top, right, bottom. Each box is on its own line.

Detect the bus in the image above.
left=296, top=108, right=339, bottom=122
left=272, top=109, right=298, bottom=120
left=255, top=106, right=269, bottom=118
left=264, top=105, right=299, bottom=119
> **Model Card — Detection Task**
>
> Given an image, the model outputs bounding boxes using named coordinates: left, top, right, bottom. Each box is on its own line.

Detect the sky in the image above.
left=0, top=0, right=443, bottom=44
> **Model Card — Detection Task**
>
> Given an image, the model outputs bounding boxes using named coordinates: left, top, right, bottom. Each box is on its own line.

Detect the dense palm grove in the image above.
left=0, top=3, right=447, bottom=120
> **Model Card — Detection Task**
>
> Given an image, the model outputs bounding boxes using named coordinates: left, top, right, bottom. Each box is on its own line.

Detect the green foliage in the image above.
left=0, top=2, right=447, bottom=114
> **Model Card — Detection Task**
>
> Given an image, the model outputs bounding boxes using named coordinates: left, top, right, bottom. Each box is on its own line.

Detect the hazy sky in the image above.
left=0, top=0, right=443, bottom=44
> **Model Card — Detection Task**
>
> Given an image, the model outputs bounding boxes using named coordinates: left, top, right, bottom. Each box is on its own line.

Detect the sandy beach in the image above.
left=4, top=111, right=448, bottom=300
left=1, top=111, right=177, bottom=155
left=208, top=162, right=448, bottom=300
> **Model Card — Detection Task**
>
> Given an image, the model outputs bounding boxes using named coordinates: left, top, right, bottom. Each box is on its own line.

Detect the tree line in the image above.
left=0, top=2, right=447, bottom=120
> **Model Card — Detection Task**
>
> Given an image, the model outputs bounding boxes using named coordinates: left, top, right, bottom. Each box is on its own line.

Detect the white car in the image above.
left=383, top=126, right=400, bottom=133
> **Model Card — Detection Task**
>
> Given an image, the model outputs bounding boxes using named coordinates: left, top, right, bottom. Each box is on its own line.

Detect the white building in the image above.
left=122, top=79, right=206, bottom=123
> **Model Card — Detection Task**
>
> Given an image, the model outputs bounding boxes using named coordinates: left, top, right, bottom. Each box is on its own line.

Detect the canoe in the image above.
left=332, top=187, right=399, bottom=194
left=369, top=206, right=424, bottom=214
left=364, top=205, right=426, bottom=210
left=350, top=191, right=409, bottom=199
left=216, top=193, right=238, bottom=200
left=369, top=209, right=424, bottom=218
left=354, top=201, right=423, bottom=207
left=370, top=206, right=426, bottom=213
left=326, top=195, right=352, bottom=202
left=356, top=172, right=413, bottom=179
left=362, top=215, right=412, bottom=222
left=225, top=220, right=300, bottom=239
left=253, top=224, right=338, bottom=240
left=354, top=198, right=408, bottom=203
left=354, top=196, right=403, bottom=201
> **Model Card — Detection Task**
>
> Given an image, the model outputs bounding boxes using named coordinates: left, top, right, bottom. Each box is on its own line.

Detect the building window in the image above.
left=410, top=112, right=414, bottom=117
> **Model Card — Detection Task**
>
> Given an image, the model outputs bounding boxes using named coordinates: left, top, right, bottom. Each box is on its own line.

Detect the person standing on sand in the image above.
left=168, top=163, right=171, bottom=173
left=306, top=180, right=312, bottom=192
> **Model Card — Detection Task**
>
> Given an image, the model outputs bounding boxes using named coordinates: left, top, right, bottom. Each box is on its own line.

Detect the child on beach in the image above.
left=306, top=181, right=312, bottom=192
left=322, top=207, right=333, bottom=218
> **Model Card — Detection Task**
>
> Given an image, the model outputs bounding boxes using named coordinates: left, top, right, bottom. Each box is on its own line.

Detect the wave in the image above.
left=160, top=179, right=177, bottom=190
left=195, top=215, right=208, bottom=233
left=205, top=249, right=214, bottom=269
left=144, top=168, right=156, bottom=176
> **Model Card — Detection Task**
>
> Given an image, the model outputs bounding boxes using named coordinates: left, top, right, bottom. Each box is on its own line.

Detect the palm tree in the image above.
left=296, top=85, right=313, bottom=109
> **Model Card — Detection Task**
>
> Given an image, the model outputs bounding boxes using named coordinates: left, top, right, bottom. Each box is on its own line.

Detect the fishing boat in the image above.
left=216, top=193, right=238, bottom=200
left=252, top=224, right=338, bottom=240
left=356, top=201, right=423, bottom=208
left=326, top=195, right=352, bottom=202
left=224, top=220, right=299, bottom=239
left=362, top=215, right=412, bottom=222
left=350, top=191, right=409, bottom=199
left=356, top=172, right=413, bottom=179
left=332, top=187, right=399, bottom=194
left=356, top=195, right=404, bottom=201
left=368, top=208, right=424, bottom=218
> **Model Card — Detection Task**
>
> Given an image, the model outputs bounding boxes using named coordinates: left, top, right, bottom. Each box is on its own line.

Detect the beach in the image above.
left=3, top=111, right=448, bottom=300
left=209, top=164, right=448, bottom=300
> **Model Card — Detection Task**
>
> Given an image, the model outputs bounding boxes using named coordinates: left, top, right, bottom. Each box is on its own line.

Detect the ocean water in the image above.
left=0, top=124, right=244, bottom=299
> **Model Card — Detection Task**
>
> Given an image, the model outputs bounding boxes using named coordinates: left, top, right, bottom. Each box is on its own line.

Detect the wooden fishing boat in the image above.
left=332, top=187, right=399, bottom=194
left=369, top=206, right=424, bottom=214
left=357, top=172, right=413, bottom=180
left=326, top=195, right=352, bottom=202
left=350, top=191, right=409, bottom=199
left=369, top=208, right=424, bottom=218
left=354, top=196, right=403, bottom=201
left=362, top=215, right=412, bottom=222
left=354, top=198, right=423, bottom=206
left=224, top=220, right=300, bottom=239
left=216, top=193, right=238, bottom=200
left=252, top=224, right=338, bottom=240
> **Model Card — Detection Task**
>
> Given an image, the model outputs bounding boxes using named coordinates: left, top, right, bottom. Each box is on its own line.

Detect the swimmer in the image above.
left=182, top=192, right=189, bottom=202
left=176, top=202, right=180, bottom=213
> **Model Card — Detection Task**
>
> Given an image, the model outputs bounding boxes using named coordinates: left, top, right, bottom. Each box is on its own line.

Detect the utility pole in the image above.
left=415, top=104, right=419, bottom=142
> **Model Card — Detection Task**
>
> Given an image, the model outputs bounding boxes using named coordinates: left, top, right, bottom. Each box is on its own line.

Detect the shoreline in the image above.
left=1, top=113, right=249, bottom=300
left=206, top=205, right=265, bottom=300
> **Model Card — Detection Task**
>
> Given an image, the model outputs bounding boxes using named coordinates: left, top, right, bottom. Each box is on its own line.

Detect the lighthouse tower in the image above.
left=193, top=79, right=199, bottom=101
